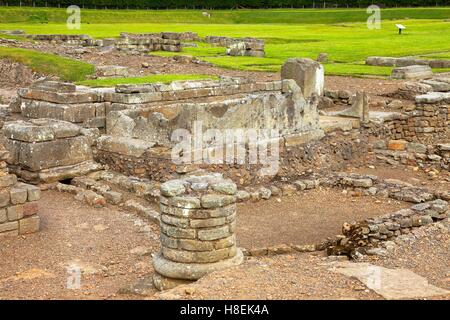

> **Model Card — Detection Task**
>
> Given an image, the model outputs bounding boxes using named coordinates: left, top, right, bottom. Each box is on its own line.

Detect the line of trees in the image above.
left=0, top=1, right=449, bottom=9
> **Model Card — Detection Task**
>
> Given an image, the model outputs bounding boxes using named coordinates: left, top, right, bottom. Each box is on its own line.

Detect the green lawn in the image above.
left=78, top=74, right=218, bottom=87
left=1, top=7, right=449, bottom=24
left=1, top=7, right=450, bottom=77
left=0, top=46, right=94, bottom=81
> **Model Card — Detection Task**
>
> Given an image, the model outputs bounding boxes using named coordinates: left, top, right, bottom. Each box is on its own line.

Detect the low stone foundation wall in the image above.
left=372, top=139, right=449, bottom=170
left=366, top=56, right=450, bottom=68
left=0, top=145, right=40, bottom=239
left=121, top=32, right=199, bottom=42
left=27, top=34, right=92, bottom=45
left=366, top=93, right=449, bottom=144
left=115, top=33, right=181, bottom=53
left=328, top=199, right=449, bottom=257
left=226, top=41, right=265, bottom=57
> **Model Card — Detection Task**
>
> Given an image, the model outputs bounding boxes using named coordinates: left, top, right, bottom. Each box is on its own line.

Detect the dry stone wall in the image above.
left=0, top=144, right=40, bottom=239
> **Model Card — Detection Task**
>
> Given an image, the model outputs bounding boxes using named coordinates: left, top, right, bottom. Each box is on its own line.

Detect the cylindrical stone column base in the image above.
left=153, top=173, right=243, bottom=291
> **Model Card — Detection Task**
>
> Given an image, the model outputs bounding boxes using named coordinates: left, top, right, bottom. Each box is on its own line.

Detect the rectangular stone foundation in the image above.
left=4, top=119, right=101, bottom=184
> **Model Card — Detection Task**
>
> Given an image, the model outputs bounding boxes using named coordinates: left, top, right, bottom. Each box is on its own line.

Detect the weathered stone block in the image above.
left=25, top=184, right=41, bottom=201
left=19, top=216, right=40, bottom=234
left=0, top=209, right=7, bottom=223
left=160, top=222, right=196, bottom=239
left=201, top=194, right=236, bottom=208
left=281, top=57, right=324, bottom=99
left=388, top=140, right=408, bottom=151
left=160, top=180, right=186, bottom=197
left=197, top=225, right=230, bottom=241
left=161, top=214, right=190, bottom=228
left=17, top=136, right=92, bottom=171
left=0, top=174, right=17, bottom=188
left=190, top=217, right=227, bottom=228
left=7, top=205, right=24, bottom=221
left=10, top=187, right=27, bottom=204
left=23, top=201, right=39, bottom=216
left=391, top=65, right=433, bottom=80
left=161, top=196, right=202, bottom=209
left=0, top=221, right=18, bottom=233
left=0, top=190, right=10, bottom=207
left=4, top=121, right=55, bottom=142
left=97, top=135, right=155, bottom=157
left=21, top=100, right=98, bottom=123
left=18, top=88, right=100, bottom=104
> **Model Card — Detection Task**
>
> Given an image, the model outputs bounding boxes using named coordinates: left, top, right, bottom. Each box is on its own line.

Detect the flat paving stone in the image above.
left=328, top=261, right=449, bottom=300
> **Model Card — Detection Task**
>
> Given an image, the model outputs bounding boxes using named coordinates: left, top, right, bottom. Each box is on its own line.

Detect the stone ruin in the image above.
left=153, top=174, right=243, bottom=290
left=12, top=80, right=108, bottom=130
left=366, top=56, right=450, bottom=69
left=1, top=56, right=449, bottom=289
left=27, top=32, right=183, bottom=53
left=0, top=144, right=41, bottom=239
left=4, top=119, right=101, bottom=184
left=391, top=65, right=433, bottom=80
left=24, top=32, right=266, bottom=57
left=226, top=39, right=265, bottom=57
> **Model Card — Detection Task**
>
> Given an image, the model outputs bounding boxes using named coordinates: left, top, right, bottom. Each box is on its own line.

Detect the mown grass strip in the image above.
left=0, top=46, right=94, bottom=82
left=78, top=74, right=218, bottom=87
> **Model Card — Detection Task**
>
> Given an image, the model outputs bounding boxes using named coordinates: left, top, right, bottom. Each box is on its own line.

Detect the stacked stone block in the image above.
left=372, top=139, right=449, bottom=170
left=391, top=65, right=433, bottom=80
left=115, top=33, right=181, bottom=53
left=14, top=80, right=109, bottom=130
left=0, top=145, right=40, bottom=239
left=152, top=174, right=243, bottom=290
left=121, top=32, right=199, bottom=42
left=328, top=199, right=449, bottom=256
left=226, top=41, right=265, bottom=57
left=366, top=56, right=450, bottom=68
left=4, top=119, right=102, bottom=184
left=365, top=92, right=449, bottom=144
left=27, top=34, right=92, bottom=45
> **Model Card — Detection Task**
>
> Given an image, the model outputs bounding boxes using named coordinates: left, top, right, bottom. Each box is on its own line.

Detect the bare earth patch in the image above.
left=0, top=190, right=160, bottom=300
left=236, top=188, right=410, bottom=249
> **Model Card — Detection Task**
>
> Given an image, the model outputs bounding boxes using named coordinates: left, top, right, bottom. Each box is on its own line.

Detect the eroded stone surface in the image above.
left=329, top=261, right=449, bottom=300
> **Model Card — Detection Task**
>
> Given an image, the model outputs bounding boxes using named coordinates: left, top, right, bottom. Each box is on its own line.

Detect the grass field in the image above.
left=0, top=46, right=94, bottom=81
left=78, top=74, right=217, bottom=87
left=1, top=7, right=450, bottom=77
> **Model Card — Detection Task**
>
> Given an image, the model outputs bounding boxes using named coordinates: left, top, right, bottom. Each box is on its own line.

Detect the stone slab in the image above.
left=328, top=261, right=449, bottom=300
left=391, top=65, right=433, bottom=80
left=97, top=135, right=156, bottom=157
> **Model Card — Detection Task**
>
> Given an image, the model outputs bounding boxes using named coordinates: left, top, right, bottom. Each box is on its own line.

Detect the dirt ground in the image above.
left=0, top=190, right=160, bottom=300
left=157, top=219, right=449, bottom=300
left=236, top=188, right=410, bottom=248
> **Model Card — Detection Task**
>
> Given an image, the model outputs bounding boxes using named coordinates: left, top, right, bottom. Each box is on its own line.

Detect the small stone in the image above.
left=388, top=140, right=407, bottom=151
left=236, top=190, right=250, bottom=202
left=258, top=187, right=271, bottom=199
left=294, top=180, right=307, bottom=190
left=211, top=181, right=237, bottom=195
left=201, top=194, right=236, bottom=208
left=160, top=180, right=186, bottom=197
